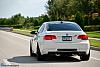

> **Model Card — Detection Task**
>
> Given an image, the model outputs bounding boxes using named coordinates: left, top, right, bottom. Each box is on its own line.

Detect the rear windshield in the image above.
left=47, top=23, right=82, bottom=31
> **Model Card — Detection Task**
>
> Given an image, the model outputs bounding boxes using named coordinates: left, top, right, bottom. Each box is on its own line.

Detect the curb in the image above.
left=90, top=46, right=100, bottom=51
left=89, top=38, right=100, bottom=40
left=12, top=31, right=34, bottom=37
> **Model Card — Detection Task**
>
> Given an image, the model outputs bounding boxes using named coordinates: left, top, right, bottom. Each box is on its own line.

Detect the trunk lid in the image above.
left=45, top=31, right=86, bottom=43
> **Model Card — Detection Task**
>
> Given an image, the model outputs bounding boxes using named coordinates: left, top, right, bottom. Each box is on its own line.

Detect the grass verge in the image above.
left=86, top=31, right=100, bottom=38
left=89, top=39, right=100, bottom=47
left=12, top=29, right=32, bottom=36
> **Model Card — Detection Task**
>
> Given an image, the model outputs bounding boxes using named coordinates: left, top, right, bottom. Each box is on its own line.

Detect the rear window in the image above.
left=47, top=23, right=82, bottom=31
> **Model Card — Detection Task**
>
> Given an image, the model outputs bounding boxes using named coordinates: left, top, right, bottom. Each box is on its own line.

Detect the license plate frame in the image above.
left=62, top=36, right=72, bottom=41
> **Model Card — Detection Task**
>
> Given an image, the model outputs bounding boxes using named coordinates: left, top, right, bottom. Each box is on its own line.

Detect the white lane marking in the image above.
left=1, top=30, right=31, bottom=41
left=91, top=57, right=100, bottom=61
left=3, top=59, right=11, bottom=65
left=10, top=34, right=29, bottom=41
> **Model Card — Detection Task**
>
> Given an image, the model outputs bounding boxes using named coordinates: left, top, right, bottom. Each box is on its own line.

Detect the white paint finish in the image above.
left=31, top=22, right=90, bottom=55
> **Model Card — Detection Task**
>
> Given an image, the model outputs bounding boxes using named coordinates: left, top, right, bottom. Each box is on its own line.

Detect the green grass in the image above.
left=86, top=31, right=100, bottom=38
left=12, top=28, right=38, bottom=36
left=90, top=39, right=100, bottom=47
left=12, top=29, right=32, bottom=36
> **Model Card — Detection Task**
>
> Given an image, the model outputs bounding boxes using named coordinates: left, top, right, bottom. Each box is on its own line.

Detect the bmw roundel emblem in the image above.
left=66, top=34, right=68, bottom=36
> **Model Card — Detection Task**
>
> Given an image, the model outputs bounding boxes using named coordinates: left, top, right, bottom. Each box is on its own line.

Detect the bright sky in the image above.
left=0, top=0, right=48, bottom=18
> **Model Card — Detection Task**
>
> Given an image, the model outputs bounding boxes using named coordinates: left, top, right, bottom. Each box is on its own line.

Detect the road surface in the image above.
left=0, top=30, right=100, bottom=67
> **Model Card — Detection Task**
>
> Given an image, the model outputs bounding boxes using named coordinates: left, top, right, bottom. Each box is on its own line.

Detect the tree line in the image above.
left=0, top=13, right=49, bottom=29
left=0, top=0, right=100, bottom=29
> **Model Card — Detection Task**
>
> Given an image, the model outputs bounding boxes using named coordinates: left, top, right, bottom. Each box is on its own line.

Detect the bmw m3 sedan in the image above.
left=30, top=21, right=90, bottom=61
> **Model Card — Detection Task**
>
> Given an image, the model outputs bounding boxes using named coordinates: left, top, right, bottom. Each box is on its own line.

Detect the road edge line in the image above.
left=90, top=46, right=100, bottom=51
left=2, top=59, right=11, bottom=65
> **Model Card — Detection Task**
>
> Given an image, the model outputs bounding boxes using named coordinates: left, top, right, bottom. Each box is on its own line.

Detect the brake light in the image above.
left=43, top=35, right=56, bottom=40
left=78, top=35, right=88, bottom=40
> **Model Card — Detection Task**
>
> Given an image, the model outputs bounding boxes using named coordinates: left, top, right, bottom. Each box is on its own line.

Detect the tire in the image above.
left=37, top=44, right=43, bottom=61
left=30, top=43, right=36, bottom=57
left=80, top=50, right=90, bottom=61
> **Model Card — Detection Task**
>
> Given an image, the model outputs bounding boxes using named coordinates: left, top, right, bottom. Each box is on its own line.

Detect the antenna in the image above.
left=58, top=18, right=63, bottom=23
left=61, top=21, right=63, bottom=23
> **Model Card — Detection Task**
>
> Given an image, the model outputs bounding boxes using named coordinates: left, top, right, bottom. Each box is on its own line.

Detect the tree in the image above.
left=46, top=0, right=80, bottom=21
left=42, top=15, right=50, bottom=22
left=0, top=18, right=8, bottom=25
left=46, top=0, right=100, bottom=26
left=75, top=11, right=84, bottom=29
left=34, top=19, right=38, bottom=26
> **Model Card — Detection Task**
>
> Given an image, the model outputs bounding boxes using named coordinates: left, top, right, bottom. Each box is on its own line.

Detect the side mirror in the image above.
left=30, top=31, right=37, bottom=34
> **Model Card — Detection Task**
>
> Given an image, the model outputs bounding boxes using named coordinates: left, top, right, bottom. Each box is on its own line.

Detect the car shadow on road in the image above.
left=8, top=56, right=81, bottom=64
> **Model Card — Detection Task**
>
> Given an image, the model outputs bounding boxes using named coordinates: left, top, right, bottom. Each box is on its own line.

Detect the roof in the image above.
left=43, top=21, right=76, bottom=24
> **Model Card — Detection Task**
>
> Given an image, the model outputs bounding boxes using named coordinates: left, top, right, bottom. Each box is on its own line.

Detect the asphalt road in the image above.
left=0, top=30, right=100, bottom=67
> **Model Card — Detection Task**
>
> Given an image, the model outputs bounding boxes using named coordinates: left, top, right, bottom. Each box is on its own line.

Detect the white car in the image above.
left=30, top=21, right=90, bottom=61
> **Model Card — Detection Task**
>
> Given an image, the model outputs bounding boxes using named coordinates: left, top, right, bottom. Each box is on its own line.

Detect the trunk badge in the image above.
left=66, top=34, right=68, bottom=36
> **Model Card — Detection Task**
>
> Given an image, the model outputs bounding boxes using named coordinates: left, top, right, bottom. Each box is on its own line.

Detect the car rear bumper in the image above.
left=38, top=41, right=90, bottom=55
left=48, top=51, right=86, bottom=56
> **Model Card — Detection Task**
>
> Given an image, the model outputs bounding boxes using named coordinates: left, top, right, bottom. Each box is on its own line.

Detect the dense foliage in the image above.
left=46, top=0, right=100, bottom=28
left=0, top=14, right=50, bottom=29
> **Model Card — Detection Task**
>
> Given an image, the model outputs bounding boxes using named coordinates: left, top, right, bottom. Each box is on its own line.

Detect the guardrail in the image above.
left=0, top=27, right=13, bottom=32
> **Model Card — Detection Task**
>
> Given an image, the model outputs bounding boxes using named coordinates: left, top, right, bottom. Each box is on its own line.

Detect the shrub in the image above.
left=12, top=25, right=22, bottom=29
left=93, top=17, right=100, bottom=25
left=84, top=25, right=100, bottom=31
left=34, top=26, right=40, bottom=29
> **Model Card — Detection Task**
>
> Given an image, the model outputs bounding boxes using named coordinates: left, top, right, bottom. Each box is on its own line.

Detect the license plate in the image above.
left=62, top=36, right=72, bottom=41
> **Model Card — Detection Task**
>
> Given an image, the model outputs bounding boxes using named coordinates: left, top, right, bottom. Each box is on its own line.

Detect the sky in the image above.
left=0, top=0, right=48, bottom=18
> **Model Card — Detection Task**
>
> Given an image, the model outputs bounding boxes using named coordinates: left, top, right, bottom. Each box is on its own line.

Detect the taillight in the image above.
left=43, top=35, right=56, bottom=40
left=78, top=35, right=88, bottom=40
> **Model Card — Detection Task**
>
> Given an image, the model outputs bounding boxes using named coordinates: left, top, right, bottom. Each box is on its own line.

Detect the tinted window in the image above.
left=47, top=23, right=82, bottom=31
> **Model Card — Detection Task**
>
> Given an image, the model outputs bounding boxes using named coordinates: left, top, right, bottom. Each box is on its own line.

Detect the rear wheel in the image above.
left=37, top=44, right=44, bottom=61
left=30, top=43, right=36, bottom=57
left=80, top=50, right=90, bottom=61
